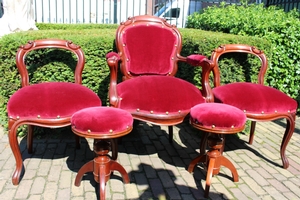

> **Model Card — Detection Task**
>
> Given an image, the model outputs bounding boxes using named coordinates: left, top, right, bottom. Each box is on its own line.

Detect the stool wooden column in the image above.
left=71, top=107, right=133, bottom=200
left=187, top=103, right=246, bottom=198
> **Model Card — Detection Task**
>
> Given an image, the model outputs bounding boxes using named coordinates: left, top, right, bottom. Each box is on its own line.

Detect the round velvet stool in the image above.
left=71, top=107, right=133, bottom=200
left=187, top=103, right=247, bottom=198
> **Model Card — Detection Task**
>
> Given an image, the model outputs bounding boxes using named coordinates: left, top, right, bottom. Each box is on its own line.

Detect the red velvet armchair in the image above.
left=106, top=15, right=214, bottom=143
left=210, top=44, right=298, bottom=169
left=7, top=39, right=102, bottom=185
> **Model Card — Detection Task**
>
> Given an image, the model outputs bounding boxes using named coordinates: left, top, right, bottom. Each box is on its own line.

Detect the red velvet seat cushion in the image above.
left=190, top=103, right=246, bottom=130
left=213, top=82, right=298, bottom=114
left=71, top=107, right=133, bottom=134
left=117, top=76, right=205, bottom=114
left=7, top=82, right=101, bottom=119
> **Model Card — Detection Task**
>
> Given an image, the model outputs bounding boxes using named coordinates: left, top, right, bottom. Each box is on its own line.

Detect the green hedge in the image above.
left=186, top=3, right=300, bottom=112
left=0, top=24, right=271, bottom=132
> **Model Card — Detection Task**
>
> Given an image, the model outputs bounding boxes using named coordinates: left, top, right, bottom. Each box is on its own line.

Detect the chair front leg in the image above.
left=280, top=114, right=296, bottom=169
left=8, top=119, right=24, bottom=185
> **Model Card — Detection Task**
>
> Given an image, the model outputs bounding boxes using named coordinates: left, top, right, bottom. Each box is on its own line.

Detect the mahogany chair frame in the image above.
left=210, top=44, right=297, bottom=169
left=8, top=39, right=101, bottom=185
left=106, top=15, right=214, bottom=143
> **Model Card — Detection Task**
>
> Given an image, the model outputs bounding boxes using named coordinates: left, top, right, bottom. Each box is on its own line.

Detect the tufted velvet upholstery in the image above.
left=188, top=103, right=245, bottom=198
left=8, top=82, right=101, bottom=119
left=121, top=25, right=177, bottom=75
left=210, top=44, right=298, bottom=169
left=71, top=107, right=133, bottom=137
left=106, top=15, right=214, bottom=143
left=7, top=39, right=102, bottom=185
left=117, top=76, right=205, bottom=115
left=190, top=103, right=246, bottom=131
left=213, top=82, right=297, bottom=114
left=71, top=107, right=133, bottom=199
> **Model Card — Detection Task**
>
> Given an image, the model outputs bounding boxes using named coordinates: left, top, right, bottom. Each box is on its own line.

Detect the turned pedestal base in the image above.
left=188, top=103, right=246, bottom=197
left=75, top=140, right=129, bottom=200
left=188, top=134, right=238, bottom=198
left=71, top=107, right=133, bottom=200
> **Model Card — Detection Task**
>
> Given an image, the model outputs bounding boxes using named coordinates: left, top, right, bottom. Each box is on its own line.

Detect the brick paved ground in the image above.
left=0, top=117, right=299, bottom=200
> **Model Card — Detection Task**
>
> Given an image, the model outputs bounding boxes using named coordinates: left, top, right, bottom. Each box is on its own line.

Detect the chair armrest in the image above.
left=186, top=54, right=215, bottom=103
left=106, top=52, right=121, bottom=107
left=186, top=54, right=207, bottom=66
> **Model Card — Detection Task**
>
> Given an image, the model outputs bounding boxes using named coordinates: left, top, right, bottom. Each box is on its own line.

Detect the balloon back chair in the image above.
left=210, top=44, right=298, bottom=169
left=7, top=39, right=102, bottom=185
left=106, top=15, right=214, bottom=144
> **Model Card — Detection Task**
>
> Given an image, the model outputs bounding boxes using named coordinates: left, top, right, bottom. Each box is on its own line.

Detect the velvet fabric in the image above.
left=213, top=82, right=298, bottom=114
left=190, top=103, right=246, bottom=129
left=106, top=52, right=120, bottom=60
left=117, top=75, right=205, bottom=114
left=71, top=107, right=133, bottom=134
left=187, top=55, right=207, bottom=66
left=7, top=82, right=101, bottom=118
left=122, top=25, right=177, bottom=75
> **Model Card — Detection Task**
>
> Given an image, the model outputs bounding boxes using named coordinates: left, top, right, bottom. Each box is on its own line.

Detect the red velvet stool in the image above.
left=187, top=103, right=246, bottom=198
left=71, top=107, right=133, bottom=200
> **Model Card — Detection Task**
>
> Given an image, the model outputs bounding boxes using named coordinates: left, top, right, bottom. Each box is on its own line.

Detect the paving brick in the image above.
left=14, top=179, right=33, bottom=199
left=37, top=160, right=51, bottom=176
left=241, top=176, right=267, bottom=196
left=84, top=191, right=98, bottom=200
left=124, top=183, right=139, bottom=199
left=150, top=157, right=165, bottom=169
left=27, top=194, right=42, bottom=200
left=112, top=193, right=125, bottom=200
left=211, top=183, right=234, bottom=199
left=22, top=169, right=37, bottom=180
left=83, top=177, right=95, bottom=192
left=57, top=188, right=70, bottom=200
left=179, top=170, right=197, bottom=189
left=283, top=192, right=300, bottom=200
left=110, top=178, right=125, bottom=193
left=43, top=182, right=58, bottom=200
left=264, top=186, right=288, bottom=200
left=268, top=179, right=290, bottom=192
left=164, top=163, right=180, bottom=177
left=166, top=187, right=181, bottom=199
left=174, top=176, right=191, bottom=194
left=0, top=169, right=13, bottom=181
left=59, top=170, right=72, bottom=189
left=143, top=163, right=157, bottom=178
left=158, top=170, right=175, bottom=188
left=130, top=157, right=142, bottom=172
left=71, top=175, right=84, bottom=197
left=0, top=189, right=17, bottom=200
left=149, top=178, right=165, bottom=198
left=245, top=169, right=269, bottom=186
left=230, top=187, right=248, bottom=199
left=47, top=165, right=62, bottom=182
left=134, top=172, right=149, bottom=191
left=237, top=183, right=259, bottom=199
left=30, top=177, right=46, bottom=195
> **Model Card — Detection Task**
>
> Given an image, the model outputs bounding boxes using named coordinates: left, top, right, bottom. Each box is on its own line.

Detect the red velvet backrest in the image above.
left=115, top=15, right=182, bottom=79
left=16, top=39, right=85, bottom=87
left=210, top=44, right=268, bottom=87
